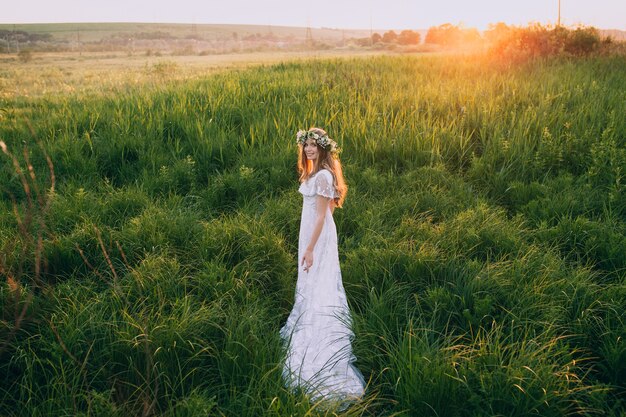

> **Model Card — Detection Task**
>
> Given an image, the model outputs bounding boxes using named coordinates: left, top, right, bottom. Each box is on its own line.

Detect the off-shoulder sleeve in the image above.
left=314, top=170, right=337, bottom=199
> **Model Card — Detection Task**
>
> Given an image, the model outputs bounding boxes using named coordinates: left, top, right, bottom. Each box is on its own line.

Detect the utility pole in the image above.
left=558, top=0, right=561, bottom=27
left=77, top=27, right=82, bottom=55
left=305, top=18, right=313, bottom=47
left=369, top=0, right=373, bottom=46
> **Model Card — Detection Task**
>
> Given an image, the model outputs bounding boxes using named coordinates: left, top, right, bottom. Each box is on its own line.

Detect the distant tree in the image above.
left=565, top=27, right=601, bottom=55
left=462, top=28, right=482, bottom=45
left=484, top=22, right=513, bottom=45
left=371, top=32, right=382, bottom=44
left=382, top=30, right=398, bottom=43
left=425, top=25, right=439, bottom=44
left=425, top=25, right=438, bottom=44
left=28, top=32, right=53, bottom=42
left=486, top=23, right=604, bottom=58
left=425, top=23, right=481, bottom=48
left=425, top=23, right=462, bottom=47
left=398, top=30, right=421, bottom=45
left=354, top=37, right=371, bottom=47
left=136, top=31, right=174, bottom=40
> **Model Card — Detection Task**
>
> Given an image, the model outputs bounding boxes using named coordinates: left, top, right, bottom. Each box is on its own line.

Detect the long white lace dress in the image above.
left=280, top=168, right=365, bottom=405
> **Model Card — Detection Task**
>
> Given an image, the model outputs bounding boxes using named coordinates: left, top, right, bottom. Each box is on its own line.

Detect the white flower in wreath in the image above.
left=296, top=129, right=340, bottom=153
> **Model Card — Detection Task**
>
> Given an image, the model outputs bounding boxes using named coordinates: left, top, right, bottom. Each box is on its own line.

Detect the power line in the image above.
left=305, top=17, right=313, bottom=46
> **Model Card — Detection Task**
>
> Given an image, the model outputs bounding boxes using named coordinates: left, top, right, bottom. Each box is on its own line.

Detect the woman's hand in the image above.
left=301, top=249, right=314, bottom=273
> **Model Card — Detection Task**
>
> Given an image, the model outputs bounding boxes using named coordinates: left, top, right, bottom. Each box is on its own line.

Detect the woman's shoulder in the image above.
left=315, top=168, right=334, bottom=181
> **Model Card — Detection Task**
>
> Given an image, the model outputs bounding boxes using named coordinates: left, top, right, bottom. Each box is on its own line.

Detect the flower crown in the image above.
left=296, top=129, right=340, bottom=153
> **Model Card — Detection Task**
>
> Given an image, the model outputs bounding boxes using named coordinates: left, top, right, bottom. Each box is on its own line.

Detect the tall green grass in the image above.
left=1, top=53, right=625, bottom=416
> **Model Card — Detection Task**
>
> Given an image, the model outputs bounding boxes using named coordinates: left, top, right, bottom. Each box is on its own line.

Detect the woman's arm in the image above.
left=301, top=195, right=331, bottom=273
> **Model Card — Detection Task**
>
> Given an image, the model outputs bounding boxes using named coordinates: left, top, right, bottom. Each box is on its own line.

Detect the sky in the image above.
left=2, top=0, right=625, bottom=30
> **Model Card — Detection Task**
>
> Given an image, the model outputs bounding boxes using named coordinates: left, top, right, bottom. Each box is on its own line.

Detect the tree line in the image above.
left=368, top=22, right=616, bottom=57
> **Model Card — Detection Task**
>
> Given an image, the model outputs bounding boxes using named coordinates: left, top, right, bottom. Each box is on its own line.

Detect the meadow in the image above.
left=0, top=50, right=625, bottom=416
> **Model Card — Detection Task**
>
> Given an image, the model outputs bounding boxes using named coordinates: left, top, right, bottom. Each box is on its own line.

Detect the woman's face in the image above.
left=304, top=138, right=319, bottom=161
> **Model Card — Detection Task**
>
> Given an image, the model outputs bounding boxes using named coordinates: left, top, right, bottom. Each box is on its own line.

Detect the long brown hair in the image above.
left=297, top=127, right=348, bottom=208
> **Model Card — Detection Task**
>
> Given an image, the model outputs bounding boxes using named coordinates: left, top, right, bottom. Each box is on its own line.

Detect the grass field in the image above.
left=0, top=49, right=625, bottom=416
left=0, top=50, right=390, bottom=98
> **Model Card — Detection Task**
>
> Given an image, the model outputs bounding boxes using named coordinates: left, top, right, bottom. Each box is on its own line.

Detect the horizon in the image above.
left=2, top=0, right=626, bottom=31
left=3, top=21, right=626, bottom=34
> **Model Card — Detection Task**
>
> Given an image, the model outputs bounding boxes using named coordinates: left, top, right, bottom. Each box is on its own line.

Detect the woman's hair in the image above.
left=297, top=127, right=348, bottom=208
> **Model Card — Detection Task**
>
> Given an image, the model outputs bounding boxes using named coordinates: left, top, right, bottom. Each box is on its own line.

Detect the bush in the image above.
left=17, top=50, right=33, bottom=63
left=565, top=27, right=601, bottom=55
left=488, top=24, right=606, bottom=59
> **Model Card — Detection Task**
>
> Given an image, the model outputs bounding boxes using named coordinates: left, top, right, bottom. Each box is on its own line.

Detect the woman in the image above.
left=280, top=127, right=365, bottom=406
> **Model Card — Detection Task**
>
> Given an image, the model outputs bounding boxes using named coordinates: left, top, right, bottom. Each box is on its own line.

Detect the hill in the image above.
left=601, top=28, right=626, bottom=41
left=0, top=22, right=376, bottom=41
left=0, top=22, right=384, bottom=56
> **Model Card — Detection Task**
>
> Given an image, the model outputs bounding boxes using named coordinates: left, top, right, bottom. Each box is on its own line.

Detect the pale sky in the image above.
left=2, top=0, right=625, bottom=30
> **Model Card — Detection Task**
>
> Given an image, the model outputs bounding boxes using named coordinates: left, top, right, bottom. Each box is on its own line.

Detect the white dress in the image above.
left=280, top=169, right=365, bottom=405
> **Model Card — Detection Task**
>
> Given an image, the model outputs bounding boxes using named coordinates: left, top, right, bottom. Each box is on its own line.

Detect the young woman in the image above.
left=280, top=127, right=365, bottom=406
